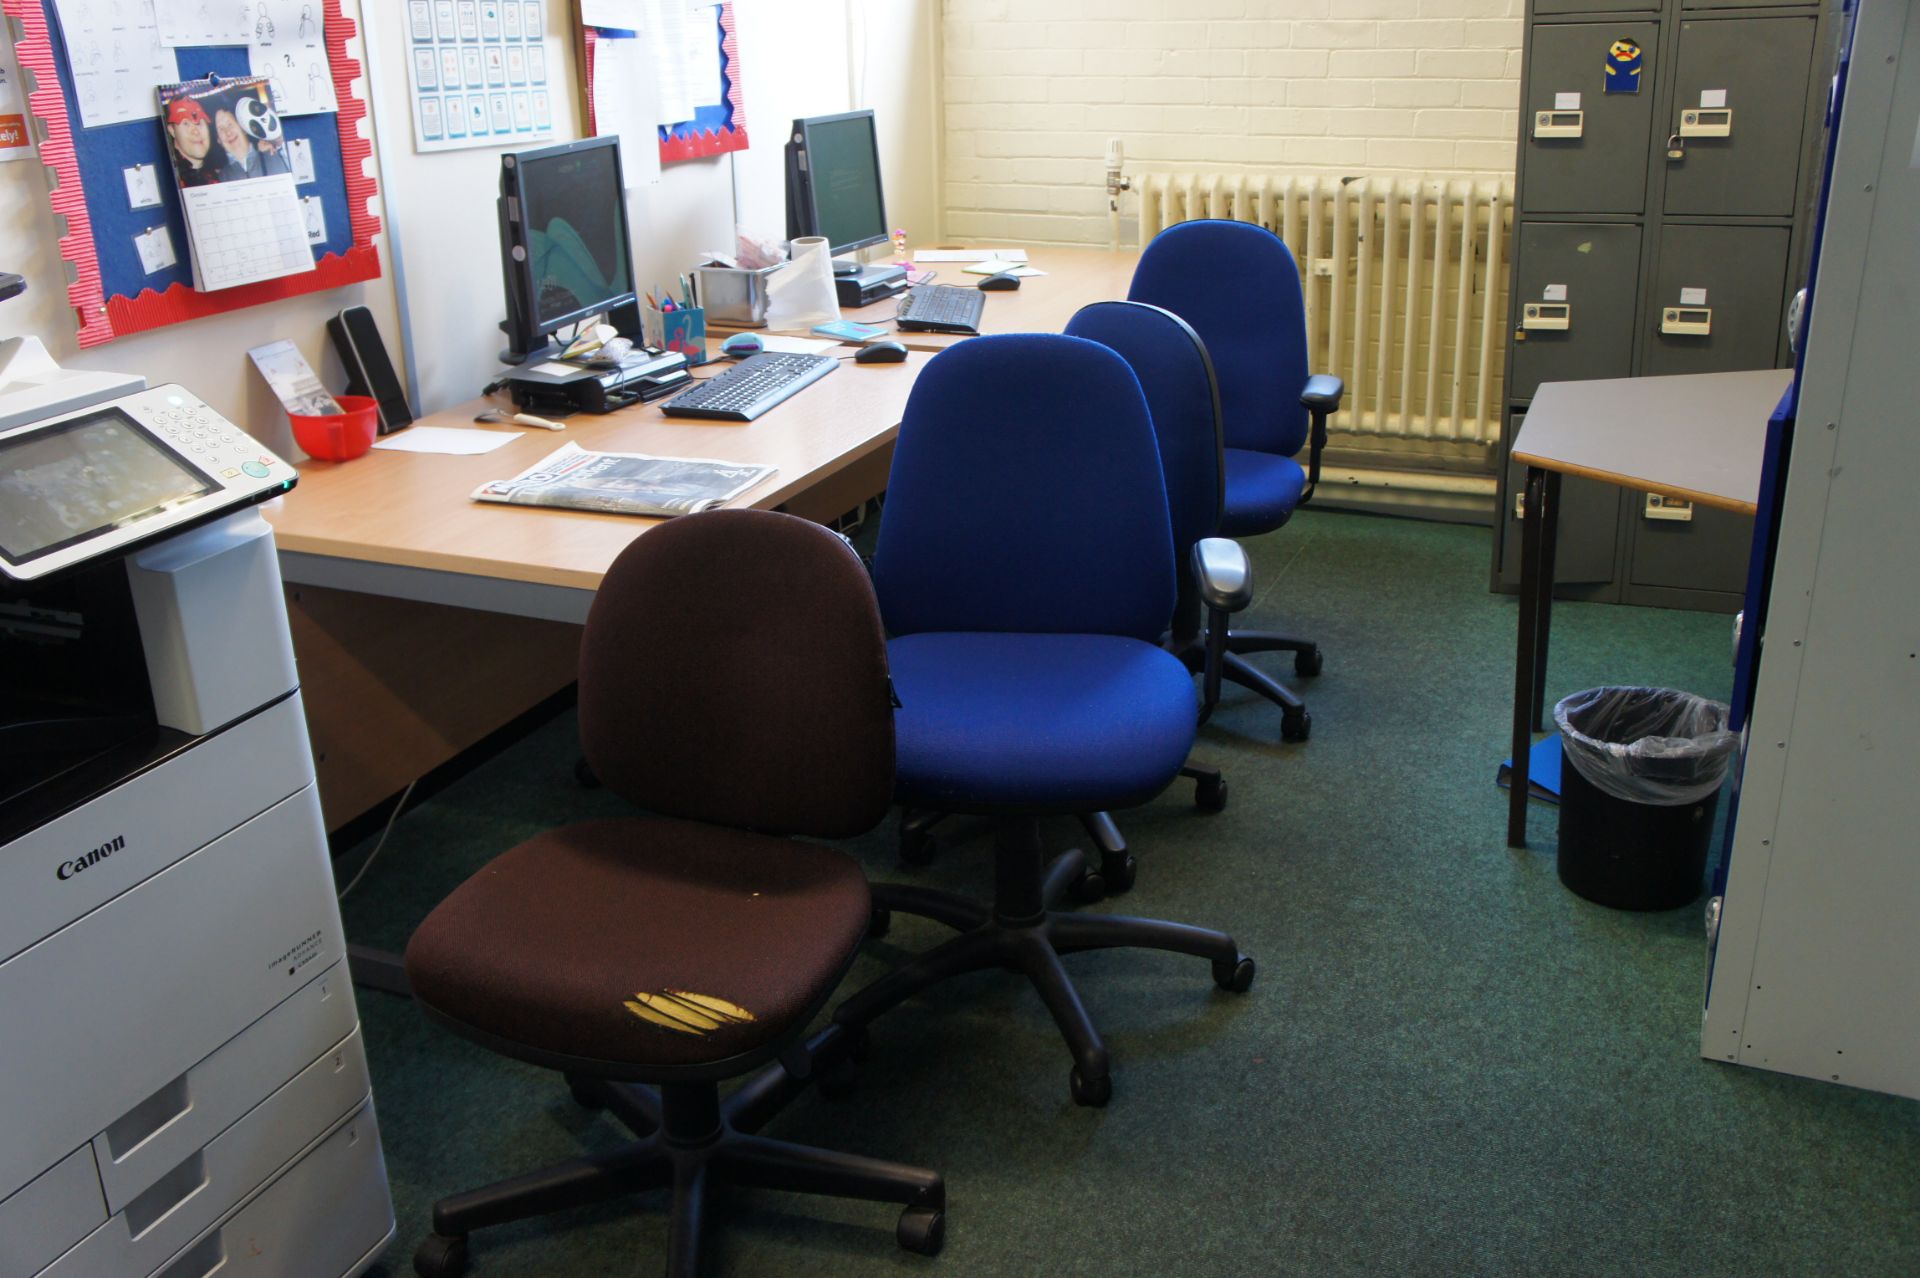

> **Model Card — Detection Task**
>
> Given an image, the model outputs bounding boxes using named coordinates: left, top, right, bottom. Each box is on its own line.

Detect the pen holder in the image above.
left=643, top=305, right=708, bottom=366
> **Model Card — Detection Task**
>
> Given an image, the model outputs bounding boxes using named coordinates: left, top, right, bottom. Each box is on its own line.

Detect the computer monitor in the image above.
left=497, top=137, right=637, bottom=364
left=785, top=110, right=889, bottom=268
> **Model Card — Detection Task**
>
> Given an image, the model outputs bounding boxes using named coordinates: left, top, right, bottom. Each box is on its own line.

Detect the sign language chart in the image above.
left=404, top=0, right=552, bottom=153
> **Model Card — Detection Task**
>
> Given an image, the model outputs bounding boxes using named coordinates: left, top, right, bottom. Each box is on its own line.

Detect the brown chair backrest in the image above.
left=578, top=508, right=893, bottom=838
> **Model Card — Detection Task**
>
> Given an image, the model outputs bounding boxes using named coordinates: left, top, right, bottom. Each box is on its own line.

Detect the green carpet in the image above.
left=340, top=508, right=1920, bottom=1277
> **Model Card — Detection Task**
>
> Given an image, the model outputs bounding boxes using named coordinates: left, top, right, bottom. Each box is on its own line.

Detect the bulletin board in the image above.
left=3, top=0, right=381, bottom=348
left=580, top=1, right=744, bottom=163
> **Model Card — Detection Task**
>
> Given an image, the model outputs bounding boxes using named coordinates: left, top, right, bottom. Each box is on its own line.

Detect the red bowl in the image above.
left=289, top=394, right=379, bottom=461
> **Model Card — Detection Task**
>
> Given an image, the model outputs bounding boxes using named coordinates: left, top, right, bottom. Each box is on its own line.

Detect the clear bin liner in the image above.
left=1553, top=686, right=1740, bottom=806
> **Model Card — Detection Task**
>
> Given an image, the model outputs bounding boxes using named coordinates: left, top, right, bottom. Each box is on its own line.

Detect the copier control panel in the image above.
left=0, top=385, right=297, bottom=583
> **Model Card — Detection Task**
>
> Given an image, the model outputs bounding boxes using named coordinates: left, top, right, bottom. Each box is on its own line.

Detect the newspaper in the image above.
left=473, top=443, right=774, bottom=517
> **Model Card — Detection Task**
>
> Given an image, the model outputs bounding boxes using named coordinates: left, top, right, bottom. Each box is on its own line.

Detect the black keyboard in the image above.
left=660, top=352, right=838, bottom=421
left=896, top=284, right=986, bottom=334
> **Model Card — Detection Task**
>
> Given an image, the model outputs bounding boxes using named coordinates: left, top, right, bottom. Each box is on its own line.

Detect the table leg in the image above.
left=1509, top=465, right=1556, bottom=849
left=1532, top=470, right=1561, bottom=732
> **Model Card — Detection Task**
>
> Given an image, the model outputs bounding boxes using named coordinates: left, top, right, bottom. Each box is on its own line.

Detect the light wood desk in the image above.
left=714, top=246, right=1142, bottom=352
left=266, top=346, right=932, bottom=828
left=1507, top=368, right=1790, bottom=848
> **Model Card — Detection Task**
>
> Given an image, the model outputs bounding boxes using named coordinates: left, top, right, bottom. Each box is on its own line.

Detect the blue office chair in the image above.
left=835, top=333, right=1254, bottom=1108
left=1129, top=219, right=1346, bottom=742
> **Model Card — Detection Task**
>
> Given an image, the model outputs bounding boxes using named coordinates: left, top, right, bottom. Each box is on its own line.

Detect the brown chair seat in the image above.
left=405, top=815, right=871, bottom=1075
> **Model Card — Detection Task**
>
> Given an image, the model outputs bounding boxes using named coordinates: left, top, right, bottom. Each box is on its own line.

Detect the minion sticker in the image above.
left=1604, top=37, right=1643, bottom=94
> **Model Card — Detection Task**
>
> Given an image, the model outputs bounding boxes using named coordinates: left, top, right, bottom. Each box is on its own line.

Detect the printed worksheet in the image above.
left=153, top=0, right=255, bottom=47
left=404, top=0, right=552, bottom=153
left=590, top=34, right=660, bottom=186
left=51, top=0, right=181, bottom=128
left=0, top=50, right=30, bottom=161
left=247, top=0, right=336, bottom=115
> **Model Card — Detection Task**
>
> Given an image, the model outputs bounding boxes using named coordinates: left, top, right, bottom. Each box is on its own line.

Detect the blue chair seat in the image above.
left=1218, top=447, right=1307, bottom=538
left=888, top=632, right=1197, bottom=814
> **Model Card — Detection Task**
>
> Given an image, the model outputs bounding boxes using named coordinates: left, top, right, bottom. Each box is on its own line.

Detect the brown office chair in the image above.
left=403, top=509, right=944, bottom=1278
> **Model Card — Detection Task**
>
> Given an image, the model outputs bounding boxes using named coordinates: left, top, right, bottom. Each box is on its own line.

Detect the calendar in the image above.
left=403, top=0, right=553, bottom=153
left=157, top=75, right=316, bottom=291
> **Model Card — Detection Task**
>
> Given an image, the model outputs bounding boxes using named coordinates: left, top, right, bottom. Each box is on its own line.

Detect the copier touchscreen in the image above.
left=0, top=408, right=215, bottom=565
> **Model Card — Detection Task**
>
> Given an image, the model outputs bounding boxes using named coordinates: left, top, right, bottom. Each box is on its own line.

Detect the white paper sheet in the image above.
left=178, top=173, right=314, bottom=290
left=912, top=248, right=1030, bottom=263
left=373, top=426, right=522, bottom=455
left=247, top=0, right=336, bottom=115
left=646, top=0, right=693, bottom=125
left=684, top=3, right=721, bottom=109
left=579, top=0, right=641, bottom=26
left=591, top=34, right=661, bottom=187
left=51, top=0, right=180, bottom=129
left=125, top=162, right=165, bottom=207
left=287, top=136, right=314, bottom=183
left=300, top=194, right=325, bottom=242
left=154, top=0, right=255, bottom=47
left=754, top=335, right=838, bottom=355
left=135, top=225, right=177, bottom=273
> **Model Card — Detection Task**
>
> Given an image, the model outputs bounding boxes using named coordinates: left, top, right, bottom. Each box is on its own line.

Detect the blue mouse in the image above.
left=720, top=333, right=764, bottom=359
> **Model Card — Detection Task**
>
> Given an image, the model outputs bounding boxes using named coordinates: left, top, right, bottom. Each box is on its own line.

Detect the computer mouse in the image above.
left=721, top=333, right=764, bottom=359
left=855, top=341, right=909, bottom=364
left=978, top=271, right=1022, bottom=291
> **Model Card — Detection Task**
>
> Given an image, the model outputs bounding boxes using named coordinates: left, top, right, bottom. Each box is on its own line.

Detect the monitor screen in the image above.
left=513, top=140, right=635, bottom=331
left=799, top=112, right=887, bottom=255
left=0, top=409, right=214, bottom=566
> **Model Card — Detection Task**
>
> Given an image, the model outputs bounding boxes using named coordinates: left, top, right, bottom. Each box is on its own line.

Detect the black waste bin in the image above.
left=1553, top=687, right=1739, bottom=911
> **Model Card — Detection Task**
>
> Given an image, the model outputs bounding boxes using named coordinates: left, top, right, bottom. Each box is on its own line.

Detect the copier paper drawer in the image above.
left=39, top=1028, right=372, bottom=1278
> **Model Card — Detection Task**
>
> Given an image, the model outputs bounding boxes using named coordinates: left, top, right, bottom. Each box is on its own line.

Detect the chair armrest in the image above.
left=1192, top=538, right=1252, bottom=613
left=1300, top=374, right=1344, bottom=414
left=1192, top=538, right=1251, bottom=726
left=1298, top=373, right=1344, bottom=505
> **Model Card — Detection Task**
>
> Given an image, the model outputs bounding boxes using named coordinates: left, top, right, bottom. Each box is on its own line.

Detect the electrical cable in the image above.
left=336, top=777, right=419, bottom=901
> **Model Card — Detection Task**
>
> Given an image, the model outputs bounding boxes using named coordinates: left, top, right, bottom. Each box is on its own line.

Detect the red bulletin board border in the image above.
left=582, top=2, right=747, bottom=164
left=3, top=0, right=384, bottom=348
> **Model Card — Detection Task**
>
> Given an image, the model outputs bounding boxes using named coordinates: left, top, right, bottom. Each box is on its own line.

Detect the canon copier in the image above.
left=0, top=371, right=394, bottom=1276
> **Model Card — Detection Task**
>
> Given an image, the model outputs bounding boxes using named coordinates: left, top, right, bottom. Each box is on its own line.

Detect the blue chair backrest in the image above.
left=1128, top=219, right=1310, bottom=459
left=874, top=333, right=1176, bottom=642
left=1063, top=300, right=1224, bottom=554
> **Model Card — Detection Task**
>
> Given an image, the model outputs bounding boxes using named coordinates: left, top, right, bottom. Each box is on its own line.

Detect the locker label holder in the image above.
left=1521, top=302, right=1572, bottom=331
left=1679, top=108, right=1732, bottom=138
left=1661, top=306, right=1712, bottom=336
left=1533, top=109, right=1584, bottom=139
left=1645, top=493, right=1694, bottom=522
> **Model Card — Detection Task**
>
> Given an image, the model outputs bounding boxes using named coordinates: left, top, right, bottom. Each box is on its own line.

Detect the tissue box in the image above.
left=695, top=266, right=781, bottom=327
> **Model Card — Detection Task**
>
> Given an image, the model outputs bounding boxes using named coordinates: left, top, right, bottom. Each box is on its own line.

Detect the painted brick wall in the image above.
left=942, top=0, right=1523, bottom=245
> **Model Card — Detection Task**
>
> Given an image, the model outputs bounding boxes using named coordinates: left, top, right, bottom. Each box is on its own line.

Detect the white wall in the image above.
left=0, top=0, right=399, bottom=461
left=942, top=0, right=1523, bottom=245
left=2, top=0, right=937, bottom=429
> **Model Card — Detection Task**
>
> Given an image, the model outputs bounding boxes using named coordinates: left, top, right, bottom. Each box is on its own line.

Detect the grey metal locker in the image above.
left=1663, top=16, right=1818, bottom=217
left=1537, top=0, right=1657, bottom=13
left=1628, top=500, right=1754, bottom=594
left=1642, top=224, right=1790, bottom=376
left=1509, top=221, right=1643, bottom=401
left=1520, top=22, right=1661, bottom=214
left=1498, top=445, right=1625, bottom=591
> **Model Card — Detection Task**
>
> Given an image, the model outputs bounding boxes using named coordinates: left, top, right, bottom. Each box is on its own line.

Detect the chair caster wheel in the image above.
left=868, top=904, right=892, bottom=940
left=414, top=1233, right=469, bottom=1278
left=1281, top=709, right=1311, bottom=743
left=897, top=1206, right=946, bottom=1256
left=1295, top=646, right=1323, bottom=678
left=565, top=1073, right=604, bottom=1109
left=899, top=823, right=937, bottom=867
left=573, top=757, right=600, bottom=788
left=1100, top=853, right=1137, bottom=894
left=1069, top=868, right=1107, bottom=904
left=1213, top=954, right=1256, bottom=993
left=1194, top=774, right=1228, bottom=813
left=1069, top=1065, right=1112, bottom=1108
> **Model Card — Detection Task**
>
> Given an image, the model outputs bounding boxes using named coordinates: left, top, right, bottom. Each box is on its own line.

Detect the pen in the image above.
left=476, top=411, right=566, bottom=431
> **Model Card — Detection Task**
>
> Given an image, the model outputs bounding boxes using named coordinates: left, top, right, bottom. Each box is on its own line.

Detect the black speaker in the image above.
left=328, top=305, right=414, bottom=433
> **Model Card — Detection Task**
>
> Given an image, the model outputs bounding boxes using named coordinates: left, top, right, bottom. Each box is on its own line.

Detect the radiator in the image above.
left=1137, top=173, right=1512, bottom=447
